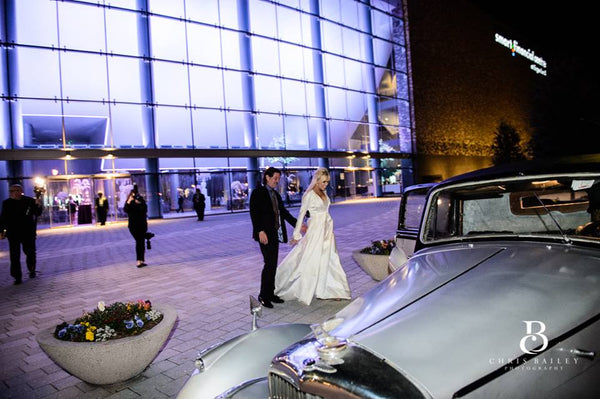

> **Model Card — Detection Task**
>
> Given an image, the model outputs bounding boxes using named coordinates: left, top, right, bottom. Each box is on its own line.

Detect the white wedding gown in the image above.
left=275, top=190, right=351, bottom=305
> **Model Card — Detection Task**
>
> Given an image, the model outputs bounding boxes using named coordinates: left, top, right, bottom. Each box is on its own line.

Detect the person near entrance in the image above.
left=192, top=188, right=205, bottom=221
left=249, top=167, right=302, bottom=308
left=0, top=184, right=43, bottom=285
left=95, top=192, right=109, bottom=225
left=124, top=185, right=153, bottom=268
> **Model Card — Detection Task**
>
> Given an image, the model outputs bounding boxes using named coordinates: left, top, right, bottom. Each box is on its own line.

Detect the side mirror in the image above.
left=249, top=295, right=262, bottom=330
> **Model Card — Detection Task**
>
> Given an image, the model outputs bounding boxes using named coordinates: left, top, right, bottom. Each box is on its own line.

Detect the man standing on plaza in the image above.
left=250, top=167, right=300, bottom=308
left=0, top=184, right=43, bottom=285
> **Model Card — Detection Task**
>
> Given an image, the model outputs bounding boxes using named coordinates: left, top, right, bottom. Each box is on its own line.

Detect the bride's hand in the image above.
left=289, top=239, right=298, bottom=246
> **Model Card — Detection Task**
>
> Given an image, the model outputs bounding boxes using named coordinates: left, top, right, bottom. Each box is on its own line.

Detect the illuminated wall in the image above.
left=1, top=0, right=413, bottom=184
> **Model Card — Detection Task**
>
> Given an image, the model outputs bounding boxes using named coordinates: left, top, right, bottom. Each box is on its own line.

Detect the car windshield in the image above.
left=422, top=174, right=600, bottom=244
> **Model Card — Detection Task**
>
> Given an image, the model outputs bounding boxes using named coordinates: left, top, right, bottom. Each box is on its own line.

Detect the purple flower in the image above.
left=134, top=315, right=144, bottom=328
left=124, top=320, right=134, bottom=329
left=57, top=328, right=67, bottom=338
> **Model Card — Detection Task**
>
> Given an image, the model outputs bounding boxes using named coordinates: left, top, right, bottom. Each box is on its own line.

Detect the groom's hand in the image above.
left=258, top=231, right=268, bottom=244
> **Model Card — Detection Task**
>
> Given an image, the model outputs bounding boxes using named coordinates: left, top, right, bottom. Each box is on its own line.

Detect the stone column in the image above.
left=358, top=0, right=382, bottom=197
left=136, top=0, right=161, bottom=217
left=308, top=0, right=329, bottom=170
left=236, top=0, right=260, bottom=192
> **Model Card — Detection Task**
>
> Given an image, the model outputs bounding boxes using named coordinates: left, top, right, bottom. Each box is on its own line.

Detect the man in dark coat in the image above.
left=249, top=167, right=299, bottom=308
left=95, top=192, right=109, bottom=225
left=192, top=188, right=206, bottom=221
left=124, top=185, right=150, bottom=268
left=0, top=184, right=43, bottom=285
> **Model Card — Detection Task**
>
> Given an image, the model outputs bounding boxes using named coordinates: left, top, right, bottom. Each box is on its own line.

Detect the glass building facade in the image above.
left=0, top=0, right=414, bottom=227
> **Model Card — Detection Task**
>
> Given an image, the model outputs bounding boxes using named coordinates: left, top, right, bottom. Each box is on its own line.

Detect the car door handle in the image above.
left=570, top=349, right=595, bottom=360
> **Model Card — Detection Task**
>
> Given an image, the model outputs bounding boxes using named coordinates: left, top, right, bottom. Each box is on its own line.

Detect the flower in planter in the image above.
left=54, top=300, right=163, bottom=342
left=359, top=239, right=396, bottom=255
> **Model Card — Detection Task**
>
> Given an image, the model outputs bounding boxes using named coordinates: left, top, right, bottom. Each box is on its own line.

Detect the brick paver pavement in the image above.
left=0, top=197, right=400, bottom=398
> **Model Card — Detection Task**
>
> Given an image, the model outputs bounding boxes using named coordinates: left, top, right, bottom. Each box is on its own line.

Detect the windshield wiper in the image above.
left=533, top=192, right=572, bottom=244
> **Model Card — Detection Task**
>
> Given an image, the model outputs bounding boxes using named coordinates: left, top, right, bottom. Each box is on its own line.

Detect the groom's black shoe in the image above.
left=271, top=295, right=284, bottom=304
left=258, top=295, right=273, bottom=308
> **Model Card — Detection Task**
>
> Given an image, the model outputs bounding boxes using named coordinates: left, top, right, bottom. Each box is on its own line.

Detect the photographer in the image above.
left=0, top=184, right=43, bottom=285
left=123, top=185, right=153, bottom=268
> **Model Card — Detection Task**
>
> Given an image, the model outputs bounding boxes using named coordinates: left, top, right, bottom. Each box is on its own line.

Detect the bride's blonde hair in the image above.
left=304, top=167, right=330, bottom=198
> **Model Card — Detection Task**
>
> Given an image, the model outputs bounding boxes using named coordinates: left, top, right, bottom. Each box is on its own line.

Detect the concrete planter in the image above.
left=36, top=304, right=177, bottom=385
left=352, top=250, right=390, bottom=281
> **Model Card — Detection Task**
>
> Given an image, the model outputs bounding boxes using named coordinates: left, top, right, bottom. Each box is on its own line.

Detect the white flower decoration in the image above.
left=98, top=301, right=106, bottom=312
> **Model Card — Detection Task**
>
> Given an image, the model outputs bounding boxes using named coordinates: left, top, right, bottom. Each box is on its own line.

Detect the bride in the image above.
left=274, top=167, right=351, bottom=305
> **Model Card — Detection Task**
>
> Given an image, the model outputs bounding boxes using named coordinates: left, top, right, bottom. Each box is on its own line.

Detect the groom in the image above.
left=250, top=167, right=298, bottom=308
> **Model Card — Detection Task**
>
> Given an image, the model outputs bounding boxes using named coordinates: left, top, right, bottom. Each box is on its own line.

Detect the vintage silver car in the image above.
left=178, top=158, right=600, bottom=398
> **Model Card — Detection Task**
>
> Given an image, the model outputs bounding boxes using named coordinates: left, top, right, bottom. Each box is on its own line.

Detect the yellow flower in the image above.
left=85, top=330, right=94, bottom=341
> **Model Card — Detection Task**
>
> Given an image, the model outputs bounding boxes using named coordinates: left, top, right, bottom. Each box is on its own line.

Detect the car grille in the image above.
left=268, top=373, right=323, bottom=399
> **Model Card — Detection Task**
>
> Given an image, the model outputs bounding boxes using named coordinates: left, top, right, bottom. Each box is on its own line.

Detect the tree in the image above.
left=491, top=121, right=526, bottom=165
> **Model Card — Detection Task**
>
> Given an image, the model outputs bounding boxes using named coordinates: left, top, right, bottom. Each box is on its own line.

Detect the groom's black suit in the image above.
left=250, top=185, right=297, bottom=301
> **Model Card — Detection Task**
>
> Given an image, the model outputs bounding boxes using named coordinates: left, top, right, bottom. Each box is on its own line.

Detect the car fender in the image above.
left=177, top=323, right=311, bottom=399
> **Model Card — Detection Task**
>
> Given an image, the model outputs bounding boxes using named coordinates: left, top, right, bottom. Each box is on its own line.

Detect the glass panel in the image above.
left=276, top=5, right=302, bottom=43
left=320, top=0, right=341, bottom=21
left=153, top=61, right=189, bottom=106
left=106, top=8, right=139, bottom=56
left=187, top=24, right=222, bottom=67
left=254, top=75, right=282, bottom=114
left=60, top=52, right=108, bottom=101
left=373, top=37, right=392, bottom=68
left=251, top=36, right=279, bottom=76
left=15, top=0, right=59, bottom=47
left=225, top=111, right=246, bottom=148
left=60, top=102, right=110, bottom=146
left=217, top=0, right=239, bottom=30
left=150, top=16, right=187, bottom=61
left=283, top=115, right=309, bottom=150
left=249, top=0, right=276, bottom=37
left=325, top=86, right=348, bottom=120
left=191, top=109, right=227, bottom=148
left=257, top=113, right=283, bottom=150
left=220, top=30, right=241, bottom=70
left=341, top=1, right=359, bottom=26
left=341, top=26, right=361, bottom=60
left=16, top=48, right=61, bottom=99
left=321, top=20, right=342, bottom=57
left=346, top=89, right=367, bottom=123
left=229, top=170, right=249, bottom=211
left=189, top=66, right=224, bottom=108
left=58, top=2, right=106, bottom=52
left=107, top=0, right=137, bottom=10
left=279, top=42, right=305, bottom=80
left=281, top=79, right=307, bottom=116
left=154, top=106, right=192, bottom=146
left=222, top=70, right=244, bottom=110
left=107, top=57, right=142, bottom=103
left=110, top=103, right=146, bottom=147
left=149, top=0, right=185, bottom=17
left=323, top=53, right=346, bottom=87
left=186, top=0, right=219, bottom=25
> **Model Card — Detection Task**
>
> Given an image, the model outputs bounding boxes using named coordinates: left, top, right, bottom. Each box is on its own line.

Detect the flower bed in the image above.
left=37, top=302, right=177, bottom=385
left=359, top=239, right=396, bottom=255
left=54, top=300, right=163, bottom=342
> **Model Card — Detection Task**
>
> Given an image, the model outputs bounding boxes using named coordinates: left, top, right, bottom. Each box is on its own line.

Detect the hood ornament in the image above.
left=311, top=318, right=347, bottom=365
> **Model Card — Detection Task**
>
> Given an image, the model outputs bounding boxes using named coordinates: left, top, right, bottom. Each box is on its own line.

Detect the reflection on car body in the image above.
left=388, top=183, right=436, bottom=274
left=178, top=157, right=600, bottom=399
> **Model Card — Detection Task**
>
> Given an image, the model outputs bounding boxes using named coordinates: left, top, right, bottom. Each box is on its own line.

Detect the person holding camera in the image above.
left=0, top=184, right=43, bottom=285
left=124, top=185, right=153, bottom=268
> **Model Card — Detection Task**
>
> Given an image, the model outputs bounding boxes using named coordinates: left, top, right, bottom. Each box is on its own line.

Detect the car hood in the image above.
left=334, top=241, right=600, bottom=397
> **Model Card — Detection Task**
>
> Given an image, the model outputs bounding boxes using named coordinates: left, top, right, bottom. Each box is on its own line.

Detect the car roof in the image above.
left=436, top=154, right=600, bottom=189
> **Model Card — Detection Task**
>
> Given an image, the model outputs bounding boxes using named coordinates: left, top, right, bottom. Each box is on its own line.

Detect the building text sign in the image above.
left=495, top=33, right=547, bottom=76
